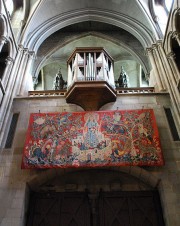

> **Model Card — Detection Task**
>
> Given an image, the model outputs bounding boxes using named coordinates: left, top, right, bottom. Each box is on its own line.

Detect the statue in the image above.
left=115, top=66, right=129, bottom=88
left=53, top=68, right=67, bottom=90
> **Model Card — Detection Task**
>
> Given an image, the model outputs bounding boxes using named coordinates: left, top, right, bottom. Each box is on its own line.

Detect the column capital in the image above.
left=152, top=43, right=158, bottom=50
left=172, top=31, right=180, bottom=40
left=28, top=51, right=36, bottom=59
left=146, top=47, right=153, bottom=54
left=23, top=48, right=30, bottom=58
left=18, top=44, right=25, bottom=52
left=167, top=52, right=175, bottom=60
left=0, top=35, right=8, bottom=44
left=156, top=40, right=163, bottom=46
left=5, top=56, right=14, bottom=65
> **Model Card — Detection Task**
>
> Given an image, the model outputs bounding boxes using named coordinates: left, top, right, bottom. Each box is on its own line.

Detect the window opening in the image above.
left=164, top=108, right=180, bottom=141
left=5, top=113, right=19, bottom=148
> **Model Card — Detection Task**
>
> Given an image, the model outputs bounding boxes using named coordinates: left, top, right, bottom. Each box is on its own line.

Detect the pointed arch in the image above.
left=33, top=31, right=150, bottom=80
left=21, top=9, right=157, bottom=52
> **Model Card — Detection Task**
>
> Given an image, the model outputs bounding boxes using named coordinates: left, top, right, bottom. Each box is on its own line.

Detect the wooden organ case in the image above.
left=66, top=47, right=117, bottom=110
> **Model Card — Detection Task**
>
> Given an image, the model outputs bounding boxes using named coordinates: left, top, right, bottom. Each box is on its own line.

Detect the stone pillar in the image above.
left=167, top=52, right=180, bottom=83
left=0, top=45, right=23, bottom=146
left=0, top=35, right=7, bottom=52
left=1, top=56, right=14, bottom=89
left=19, top=51, right=35, bottom=96
left=156, top=40, right=180, bottom=124
left=146, top=47, right=165, bottom=91
left=17, top=48, right=29, bottom=95
left=138, top=64, right=141, bottom=87
left=152, top=44, right=167, bottom=90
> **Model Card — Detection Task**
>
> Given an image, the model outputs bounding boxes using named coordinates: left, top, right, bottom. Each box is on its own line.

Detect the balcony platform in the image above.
left=66, top=81, right=117, bottom=111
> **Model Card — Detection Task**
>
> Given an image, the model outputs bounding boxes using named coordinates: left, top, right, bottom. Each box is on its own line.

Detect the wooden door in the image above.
left=26, top=190, right=164, bottom=226
left=26, top=192, right=91, bottom=226
left=98, top=191, right=165, bottom=226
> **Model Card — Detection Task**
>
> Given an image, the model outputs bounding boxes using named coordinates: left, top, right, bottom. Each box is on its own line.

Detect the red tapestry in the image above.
left=22, top=109, right=164, bottom=169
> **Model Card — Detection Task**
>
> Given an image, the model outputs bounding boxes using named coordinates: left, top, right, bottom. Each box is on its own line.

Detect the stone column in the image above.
left=11, top=45, right=25, bottom=94
left=156, top=40, right=180, bottom=124
left=152, top=44, right=167, bottom=90
left=19, top=50, right=35, bottom=96
left=167, top=52, right=180, bottom=83
left=146, top=47, right=165, bottom=91
left=15, top=48, right=29, bottom=95
left=18, top=48, right=29, bottom=94
left=1, top=56, right=14, bottom=89
left=137, top=64, right=141, bottom=87
left=0, top=35, right=7, bottom=52
left=0, top=45, right=24, bottom=145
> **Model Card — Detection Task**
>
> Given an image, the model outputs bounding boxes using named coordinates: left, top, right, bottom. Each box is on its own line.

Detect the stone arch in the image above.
left=171, top=7, right=180, bottom=33
left=0, top=40, right=10, bottom=80
left=0, top=14, right=8, bottom=37
left=171, top=37, right=180, bottom=73
left=0, top=17, right=4, bottom=37
left=148, top=0, right=164, bottom=38
left=23, top=9, right=156, bottom=52
left=33, top=31, right=150, bottom=80
left=27, top=166, right=160, bottom=192
left=165, top=31, right=173, bottom=54
left=8, top=36, right=16, bottom=58
left=175, top=9, right=180, bottom=33
left=24, top=166, right=165, bottom=226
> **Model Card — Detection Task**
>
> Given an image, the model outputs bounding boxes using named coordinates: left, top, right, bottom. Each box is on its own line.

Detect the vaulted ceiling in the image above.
left=9, top=0, right=169, bottom=80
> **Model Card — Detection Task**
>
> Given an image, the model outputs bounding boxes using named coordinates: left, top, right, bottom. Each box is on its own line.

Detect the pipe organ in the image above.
left=66, top=48, right=117, bottom=110
left=67, top=48, right=115, bottom=88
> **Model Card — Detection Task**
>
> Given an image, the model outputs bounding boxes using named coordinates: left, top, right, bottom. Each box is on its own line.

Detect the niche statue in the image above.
left=53, top=68, right=67, bottom=90
left=115, top=66, right=129, bottom=88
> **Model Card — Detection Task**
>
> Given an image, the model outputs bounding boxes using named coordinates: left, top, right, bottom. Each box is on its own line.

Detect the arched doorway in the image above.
left=26, top=168, right=165, bottom=226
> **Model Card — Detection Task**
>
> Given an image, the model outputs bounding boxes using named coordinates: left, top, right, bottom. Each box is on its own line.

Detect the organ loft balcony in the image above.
left=66, top=47, right=117, bottom=111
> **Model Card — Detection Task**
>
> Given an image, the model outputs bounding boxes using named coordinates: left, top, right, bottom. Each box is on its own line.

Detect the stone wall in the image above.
left=0, top=93, right=179, bottom=226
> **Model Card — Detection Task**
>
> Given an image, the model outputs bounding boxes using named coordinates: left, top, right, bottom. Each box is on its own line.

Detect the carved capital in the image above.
left=146, top=47, right=153, bottom=55
left=18, top=44, right=24, bottom=52
left=5, top=56, right=14, bottom=65
left=28, top=51, right=36, bottom=59
left=0, top=35, right=8, bottom=45
left=157, top=40, right=163, bottom=47
left=167, top=52, right=175, bottom=60
left=172, top=31, right=180, bottom=40
left=152, top=43, right=158, bottom=51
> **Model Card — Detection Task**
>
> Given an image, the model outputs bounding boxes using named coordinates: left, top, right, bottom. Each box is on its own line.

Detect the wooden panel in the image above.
left=26, top=192, right=91, bottom=226
left=98, top=191, right=165, bottom=226
left=26, top=191, right=164, bottom=226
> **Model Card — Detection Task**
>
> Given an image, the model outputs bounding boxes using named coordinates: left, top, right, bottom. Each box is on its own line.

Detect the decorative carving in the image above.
left=5, top=56, right=13, bottom=65
left=115, top=66, right=129, bottom=88
left=0, top=35, right=8, bottom=44
left=53, top=68, right=67, bottom=90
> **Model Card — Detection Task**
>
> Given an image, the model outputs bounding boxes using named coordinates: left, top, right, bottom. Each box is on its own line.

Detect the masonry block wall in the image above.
left=0, top=94, right=179, bottom=226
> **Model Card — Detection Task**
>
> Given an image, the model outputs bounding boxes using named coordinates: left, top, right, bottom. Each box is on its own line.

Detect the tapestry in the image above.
left=22, top=109, right=164, bottom=169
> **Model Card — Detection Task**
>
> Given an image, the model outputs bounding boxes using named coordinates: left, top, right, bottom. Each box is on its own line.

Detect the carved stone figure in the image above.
left=115, top=66, right=129, bottom=88
left=53, top=68, right=67, bottom=90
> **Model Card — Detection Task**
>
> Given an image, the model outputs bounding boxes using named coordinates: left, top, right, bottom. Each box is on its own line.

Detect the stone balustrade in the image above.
left=28, top=87, right=154, bottom=98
